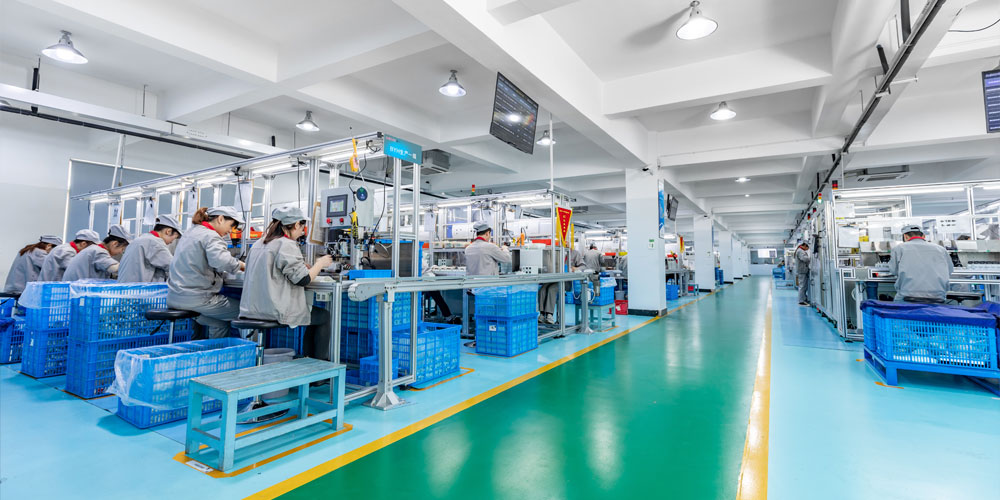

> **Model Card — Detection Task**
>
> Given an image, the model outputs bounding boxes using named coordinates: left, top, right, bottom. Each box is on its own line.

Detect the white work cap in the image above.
left=39, top=235, right=62, bottom=246
left=207, top=206, right=246, bottom=225
left=155, top=215, right=182, bottom=234
left=473, top=221, right=491, bottom=233
left=108, top=224, right=132, bottom=243
left=74, top=229, right=101, bottom=244
left=271, top=205, right=307, bottom=225
left=901, top=225, right=923, bottom=234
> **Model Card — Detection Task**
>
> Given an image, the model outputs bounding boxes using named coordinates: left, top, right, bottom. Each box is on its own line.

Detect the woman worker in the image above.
left=3, top=235, right=62, bottom=293
left=39, top=230, right=101, bottom=281
left=167, top=206, right=245, bottom=339
left=118, top=215, right=182, bottom=283
left=240, top=206, right=333, bottom=358
left=63, top=225, right=131, bottom=281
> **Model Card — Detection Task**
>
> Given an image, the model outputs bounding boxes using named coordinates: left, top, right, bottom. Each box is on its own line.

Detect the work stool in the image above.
left=231, top=318, right=289, bottom=424
left=0, top=292, right=22, bottom=317
left=145, top=309, right=200, bottom=343
left=946, top=292, right=983, bottom=305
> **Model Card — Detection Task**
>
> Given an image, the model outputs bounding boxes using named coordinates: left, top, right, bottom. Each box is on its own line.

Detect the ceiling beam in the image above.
left=487, top=0, right=581, bottom=25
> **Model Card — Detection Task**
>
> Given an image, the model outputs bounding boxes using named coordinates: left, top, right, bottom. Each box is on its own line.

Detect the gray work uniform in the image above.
left=240, top=238, right=311, bottom=327
left=888, top=238, right=953, bottom=302
left=3, top=248, right=48, bottom=294
left=167, top=224, right=242, bottom=339
left=63, top=245, right=118, bottom=281
left=583, top=249, right=603, bottom=271
left=39, top=243, right=78, bottom=281
left=117, top=232, right=172, bottom=283
left=464, top=239, right=511, bottom=276
left=795, top=247, right=811, bottom=303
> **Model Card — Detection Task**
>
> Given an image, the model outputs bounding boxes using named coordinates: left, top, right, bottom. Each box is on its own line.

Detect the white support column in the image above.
left=694, top=215, right=715, bottom=292
left=625, top=169, right=666, bottom=316
left=719, top=230, right=734, bottom=284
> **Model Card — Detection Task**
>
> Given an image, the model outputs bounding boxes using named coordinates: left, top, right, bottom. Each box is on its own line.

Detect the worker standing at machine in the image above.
left=3, top=235, right=62, bottom=294
left=464, top=221, right=510, bottom=276
left=63, top=225, right=131, bottom=281
left=240, top=206, right=334, bottom=358
left=888, top=225, right=953, bottom=303
left=39, top=230, right=100, bottom=281
left=167, top=207, right=245, bottom=339
left=537, top=246, right=583, bottom=325
left=795, top=242, right=811, bottom=305
left=117, top=215, right=182, bottom=283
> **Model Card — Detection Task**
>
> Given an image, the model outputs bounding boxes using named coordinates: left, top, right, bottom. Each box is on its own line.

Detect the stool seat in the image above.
left=232, top=318, right=283, bottom=330
left=145, top=308, right=201, bottom=321
left=0, top=292, right=20, bottom=299
left=946, top=291, right=982, bottom=303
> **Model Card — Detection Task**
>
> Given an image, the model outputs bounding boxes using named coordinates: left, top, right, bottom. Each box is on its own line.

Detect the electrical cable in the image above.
left=948, top=17, right=999, bottom=32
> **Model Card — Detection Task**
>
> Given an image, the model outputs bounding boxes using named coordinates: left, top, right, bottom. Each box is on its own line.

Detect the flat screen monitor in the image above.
left=666, top=195, right=679, bottom=221
left=984, top=69, right=1000, bottom=133
left=490, top=73, right=539, bottom=154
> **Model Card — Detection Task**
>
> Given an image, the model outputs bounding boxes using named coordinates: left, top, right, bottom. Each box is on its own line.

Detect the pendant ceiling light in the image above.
left=710, top=101, right=736, bottom=120
left=438, top=70, right=467, bottom=97
left=42, top=31, right=88, bottom=64
left=536, top=130, right=555, bottom=146
left=296, top=111, right=319, bottom=132
left=676, top=1, right=718, bottom=41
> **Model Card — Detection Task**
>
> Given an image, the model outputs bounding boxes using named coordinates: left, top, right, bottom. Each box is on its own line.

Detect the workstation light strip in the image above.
left=836, top=186, right=966, bottom=199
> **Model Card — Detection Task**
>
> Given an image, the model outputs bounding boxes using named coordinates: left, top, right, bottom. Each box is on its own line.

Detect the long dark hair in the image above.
left=263, top=219, right=300, bottom=244
left=17, top=242, right=48, bottom=256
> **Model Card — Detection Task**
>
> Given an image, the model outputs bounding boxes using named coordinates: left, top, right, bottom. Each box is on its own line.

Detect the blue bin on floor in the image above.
left=666, top=284, right=679, bottom=301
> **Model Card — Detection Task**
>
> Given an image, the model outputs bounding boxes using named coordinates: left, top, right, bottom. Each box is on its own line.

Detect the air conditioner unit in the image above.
left=847, top=165, right=910, bottom=182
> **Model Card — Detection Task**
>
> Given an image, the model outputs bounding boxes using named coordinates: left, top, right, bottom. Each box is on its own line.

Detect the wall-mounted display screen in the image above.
left=983, top=69, right=1000, bottom=133
left=489, top=73, right=539, bottom=154
left=666, top=195, right=679, bottom=221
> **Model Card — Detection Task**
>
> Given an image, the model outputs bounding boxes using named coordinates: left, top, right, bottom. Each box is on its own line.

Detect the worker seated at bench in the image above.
left=239, top=206, right=333, bottom=358
left=888, top=225, right=952, bottom=304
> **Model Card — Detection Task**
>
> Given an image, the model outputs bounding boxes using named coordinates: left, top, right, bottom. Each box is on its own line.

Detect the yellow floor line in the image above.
left=735, top=288, right=772, bottom=500
left=247, top=287, right=725, bottom=500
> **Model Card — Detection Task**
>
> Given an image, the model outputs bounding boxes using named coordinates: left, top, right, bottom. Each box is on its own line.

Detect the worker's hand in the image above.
left=109, top=264, right=119, bottom=276
left=238, top=261, right=246, bottom=272
left=314, top=254, right=334, bottom=269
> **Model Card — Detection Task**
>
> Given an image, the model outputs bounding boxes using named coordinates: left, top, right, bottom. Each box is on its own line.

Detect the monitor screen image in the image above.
left=983, top=69, right=1000, bottom=133
left=489, top=73, right=539, bottom=154
left=327, top=195, right=347, bottom=217
left=666, top=195, right=679, bottom=221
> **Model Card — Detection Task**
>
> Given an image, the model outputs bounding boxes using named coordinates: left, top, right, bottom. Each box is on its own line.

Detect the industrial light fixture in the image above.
left=438, top=70, right=467, bottom=97
left=744, top=194, right=750, bottom=197
left=710, top=101, right=736, bottom=120
left=42, top=31, right=88, bottom=64
left=676, top=1, right=718, bottom=40
left=296, top=111, right=320, bottom=132
left=735, top=177, right=750, bottom=183
left=536, top=130, right=555, bottom=146
left=836, top=186, right=966, bottom=199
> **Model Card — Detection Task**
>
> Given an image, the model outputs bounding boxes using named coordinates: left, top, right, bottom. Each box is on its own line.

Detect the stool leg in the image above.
left=238, top=328, right=288, bottom=425
left=168, top=321, right=175, bottom=344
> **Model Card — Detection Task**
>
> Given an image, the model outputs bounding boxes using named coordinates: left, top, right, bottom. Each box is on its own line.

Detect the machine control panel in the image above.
left=319, top=187, right=374, bottom=229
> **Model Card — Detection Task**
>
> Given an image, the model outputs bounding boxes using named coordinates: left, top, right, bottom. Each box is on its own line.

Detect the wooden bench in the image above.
left=184, top=357, right=346, bottom=472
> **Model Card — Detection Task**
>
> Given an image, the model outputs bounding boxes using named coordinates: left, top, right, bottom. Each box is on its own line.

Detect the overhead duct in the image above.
left=421, top=149, right=451, bottom=175
left=846, top=165, right=911, bottom=182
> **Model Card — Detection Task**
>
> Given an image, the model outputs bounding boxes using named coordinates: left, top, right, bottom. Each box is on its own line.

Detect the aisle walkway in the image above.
left=280, top=279, right=768, bottom=499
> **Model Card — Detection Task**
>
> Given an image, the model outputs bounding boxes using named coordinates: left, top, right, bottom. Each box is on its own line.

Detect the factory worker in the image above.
left=240, top=206, right=333, bottom=357
left=39, top=229, right=101, bottom=281
left=3, top=235, right=61, bottom=294
left=582, top=244, right=603, bottom=272
left=538, top=244, right=585, bottom=325
left=464, top=221, right=511, bottom=276
left=888, top=225, right=952, bottom=303
left=794, top=242, right=811, bottom=305
left=167, top=206, right=245, bottom=339
left=117, top=215, right=182, bottom=283
left=63, top=226, right=130, bottom=281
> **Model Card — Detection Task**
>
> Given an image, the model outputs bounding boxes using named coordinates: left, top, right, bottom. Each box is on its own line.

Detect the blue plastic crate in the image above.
left=345, top=368, right=361, bottom=386
left=117, top=398, right=223, bottom=429
left=341, top=291, right=418, bottom=331
left=21, top=282, right=72, bottom=331
left=0, top=318, right=24, bottom=364
left=473, top=285, right=538, bottom=317
left=359, top=355, right=400, bottom=386
left=347, top=269, right=392, bottom=279
left=69, top=282, right=171, bottom=341
left=565, top=292, right=575, bottom=304
left=864, top=312, right=998, bottom=370
left=65, top=331, right=193, bottom=399
left=266, top=326, right=307, bottom=356
left=340, top=328, right=376, bottom=364
left=0, top=297, right=13, bottom=317
left=573, top=279, right=616, bottom=306
left=375, top=322, right=460, bottom=385
left=20, top=327, right=69, bottom=377
left=112, top=338, right=257, bottom=428
left=475, top=313, right=539, bottom=357
left=666, top=284, right=679, bottom=301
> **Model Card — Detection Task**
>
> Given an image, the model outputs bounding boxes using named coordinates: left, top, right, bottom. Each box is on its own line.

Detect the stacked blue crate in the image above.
left=266, top=326, right=306, bottom=355
left=0, top=317, right=23, bottom=363
left=374, top=322, right=460, bottom=384
left=359, top=355, right=400, bottom=386
left=112, top=338, right=256, bottom=428
left=0, top=297, right=14, bottom=318
left=19, top=282, right=73, bottom=377
left=340, top=269, right=420, bottom=364
left=474, top=285, right=539, bottom=357
left=666, top=284, right=680, bottom=300
left=572, top=279, right=616, bottom=306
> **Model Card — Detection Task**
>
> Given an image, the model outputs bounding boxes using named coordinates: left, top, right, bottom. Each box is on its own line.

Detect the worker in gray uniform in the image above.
left=464, top=221, right=510, bottom=276
left=794, top=242, right=811, bottom=305
left=117, top=215, right=182, bottom=283
left=581, top=243, right=603, bottom=299
left=240, top=206, right=333, bottom=358
left=3, top=235, right=61, bottom=293
left=63, top=225, right=131, bottom=281
left=888, top=225, right=953, bottom=303
left=39, top=230, right=100, bottom=281
left=167, top=206, right=245, bottom=339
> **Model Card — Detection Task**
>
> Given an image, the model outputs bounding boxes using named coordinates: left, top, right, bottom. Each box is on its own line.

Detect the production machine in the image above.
left=318, top=186, right=376, bottom=273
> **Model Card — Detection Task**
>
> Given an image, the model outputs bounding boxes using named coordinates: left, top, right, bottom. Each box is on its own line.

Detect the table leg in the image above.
left=297, top=383, right=308, bottom=419
left=334, top=371, right=345, bottom=430
left=220, top=393, right=239, bottom=472
left=185, top=387, right=203, bottom=455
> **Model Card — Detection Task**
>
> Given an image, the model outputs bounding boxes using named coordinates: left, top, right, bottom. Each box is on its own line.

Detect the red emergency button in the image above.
left=326, top=218, right=332, bottom=224
left=339, top=218, right=344, bottom=223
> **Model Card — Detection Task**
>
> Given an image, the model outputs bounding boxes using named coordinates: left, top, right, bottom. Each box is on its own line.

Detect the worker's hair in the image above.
left=903, top=231, right=923, bottom=238
left=153, top=224, right=173, bottom=234
left=16, top=242, right=49, bottom=256
left=263, top=219, right=302, bottom=244
left=191, top=207, right=210, bottom=225
left=103, top=235, right=129, bottom=247
left=475, top=228, right=490, bottom=237
left=957, top=235, right=971, bottom=241
left=589, top=244, right=597, bottom=250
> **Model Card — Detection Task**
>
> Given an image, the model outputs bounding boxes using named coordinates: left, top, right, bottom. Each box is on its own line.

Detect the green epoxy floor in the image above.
left=281, top=279, right=766, bottom=499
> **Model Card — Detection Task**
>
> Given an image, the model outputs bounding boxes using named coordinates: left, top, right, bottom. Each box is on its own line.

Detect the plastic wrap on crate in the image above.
left=860, top=300, right=1000, bottom=328
left=473, top=285, right=539, bottom=317
left=69, top=282, right=171, bottom=341
left=20, top=281, right=74, bottom=330
left=107, top=338, right=256, bottom=410
left=65, top=331, right=192, bottom=399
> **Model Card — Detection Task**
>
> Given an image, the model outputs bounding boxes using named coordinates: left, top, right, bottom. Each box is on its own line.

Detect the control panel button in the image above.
left=326, top=218, right=332, bottom=224
left=339, top=218, right=344, bottom=223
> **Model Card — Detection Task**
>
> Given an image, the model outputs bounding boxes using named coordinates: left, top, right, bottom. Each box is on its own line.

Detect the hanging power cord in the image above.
left=948, top=17, right=999, bottom=32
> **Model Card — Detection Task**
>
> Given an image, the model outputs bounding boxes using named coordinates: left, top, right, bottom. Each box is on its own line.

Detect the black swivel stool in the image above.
left=231, top=318, right=289, bottom=424
left=145, top=309, right=201, bottom=343
left=946, top=292, right=983, bottom=305
left=1, top=292, right=21, bottom=317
